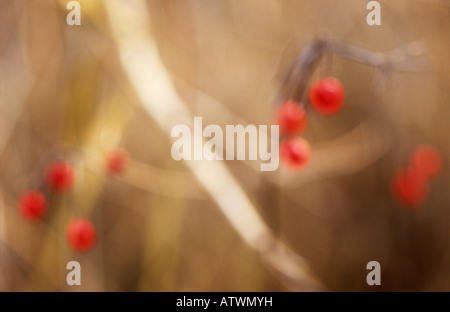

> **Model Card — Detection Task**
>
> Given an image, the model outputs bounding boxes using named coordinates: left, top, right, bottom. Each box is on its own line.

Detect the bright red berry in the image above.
left=280, top=138, right=311, bottom=171
left=106, top=149, right=129, bottom=175
left=44, top=161, right=74, bottom=192
left=276, top=100, right=308, bottom=136
left=18, top=191, right=48, bottom=222
left=392, top=168, right=429, bottom=208
left=66, top=218, right=97, bottom=253
left=409, top=145, right=443, bottom=180
left=309, top=77, right=345, bottom=115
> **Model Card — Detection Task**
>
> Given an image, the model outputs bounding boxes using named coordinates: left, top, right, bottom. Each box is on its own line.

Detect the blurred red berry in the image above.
left=106, top=149, right=129, bottom=175
left=280, top=138, right=311, bottom=171
left=309, top=77, right=345, bottom=115
left=18, top=191, right=48, bottom=222
left=45, top=161, right=74, bottom=192
left=66, top=218, right=97, bottom=253
left=276, top=100, right=308, bottom=136
left=392, top=168, right=429, bottom=208
left=409, top=145, right=443, bottom=180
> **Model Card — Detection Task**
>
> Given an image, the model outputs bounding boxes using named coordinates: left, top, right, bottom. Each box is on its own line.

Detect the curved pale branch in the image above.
left=104, top=0, right=325, bottom=291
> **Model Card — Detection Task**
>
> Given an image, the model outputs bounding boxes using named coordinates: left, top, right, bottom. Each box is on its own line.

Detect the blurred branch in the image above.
left=280, top=38, right=430, bottom=102
left=82, top=148, right=207, bottom=200
left=104, top=0, right=325, bottom=291
left=172, top=77, right=392, bottom=189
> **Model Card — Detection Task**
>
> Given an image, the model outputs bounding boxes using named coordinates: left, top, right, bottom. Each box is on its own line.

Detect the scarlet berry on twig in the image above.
left=280, top=138, right=311, bottom=171
left=309, top=77, right=345, bottom=115
left=276, top=100, right=308, bottom=136
left=45, top=161, right=74, bottom=192
left=66, top=218, right=97, bottom=253
left=392, top=168, right=429, bottom=208
left=409, top=145, right=443, bottom=180
left=105, top=149, right=129, bottom=175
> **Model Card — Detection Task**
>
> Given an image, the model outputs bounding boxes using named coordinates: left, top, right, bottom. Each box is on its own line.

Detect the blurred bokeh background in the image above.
left=0, top=0, right=449, bottom=291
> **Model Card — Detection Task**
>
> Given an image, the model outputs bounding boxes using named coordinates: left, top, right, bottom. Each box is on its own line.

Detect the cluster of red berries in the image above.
left=276, top=74, right=444, bottom=210
left=276, top=77, right=345, bottom=170
left=17, top=148, right=129, bottom=252
left=392, top=145, right=443, bottom=208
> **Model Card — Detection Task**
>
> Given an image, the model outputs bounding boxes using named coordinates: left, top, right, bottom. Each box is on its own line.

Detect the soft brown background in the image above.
left=0, top=0, right=449, bottom=291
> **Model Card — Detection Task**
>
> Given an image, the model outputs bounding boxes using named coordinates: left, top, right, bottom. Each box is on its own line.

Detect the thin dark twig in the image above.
left=289, top=41, right=326, bottom=102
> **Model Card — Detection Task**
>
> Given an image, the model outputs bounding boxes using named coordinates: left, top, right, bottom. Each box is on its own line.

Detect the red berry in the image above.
left=309, top=77, right=345, bottom=115
left=409, top=145, right=443, bottom=179
left=106, top=149, right=129, bottom=175
left=276, top=100, right=308, bottom=135
left=18, top=191, right=47, bottom=222
left=66, top=218, right=97, bottom=253
left=392, top=168, right=429, bottom=208
left=45, top=161, right=74, bottom=192
left=280, top=138, right=311, bottom=171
